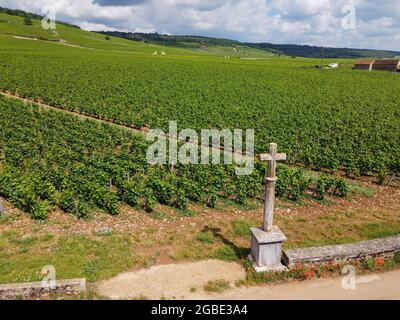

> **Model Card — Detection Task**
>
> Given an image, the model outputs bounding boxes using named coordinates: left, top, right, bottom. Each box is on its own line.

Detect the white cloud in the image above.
left=0, top=0, right=399, bottom=50
left=271, top=0, right=332, bottom=19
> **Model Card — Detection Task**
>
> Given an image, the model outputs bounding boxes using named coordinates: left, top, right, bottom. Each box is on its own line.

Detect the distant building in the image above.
left=354, top=59, right=400, bottom=72
left=372, top=59, right=400, bottom=72
left=354, top=60, right=375, bottom=71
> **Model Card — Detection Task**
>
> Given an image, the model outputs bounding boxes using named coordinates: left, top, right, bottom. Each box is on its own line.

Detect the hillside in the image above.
left=0, top=8, right=196, bottom=56
left=0, top=7, right=273, bottom=58
left=246, top=43, right=400, bottom=59
left=99, top=31, right=400, bottom=59
left=98, top=31, right=276, bottom=58
left=4, top=5, right=397, bottom=59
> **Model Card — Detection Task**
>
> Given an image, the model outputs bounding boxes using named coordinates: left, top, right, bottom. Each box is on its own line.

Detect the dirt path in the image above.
left=12, top=36, right=38, bottom=41
left=200, top=269, right=400, bottom=300
left=96, top=260, right=246, bottom=300
left=95, top=261, right=400, bottom=300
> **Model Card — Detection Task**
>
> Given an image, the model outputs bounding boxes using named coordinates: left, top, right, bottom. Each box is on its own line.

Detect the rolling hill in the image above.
left=245, top=43, right=400, bottom=59
left=98, top=31, right=400, bottom=59
left=97, top=31, right=277, bottom=58
left=0, top=7, right=273, bottom=58
left=0, top=7, right=197, bottom=56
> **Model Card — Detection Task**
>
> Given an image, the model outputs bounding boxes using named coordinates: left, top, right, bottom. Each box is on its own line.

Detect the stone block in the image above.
left=250, top=226, right=288, bottom=272
left=283, top=235, right=400, bottom=267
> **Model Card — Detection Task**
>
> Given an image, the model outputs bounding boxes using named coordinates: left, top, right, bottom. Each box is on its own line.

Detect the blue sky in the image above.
left=1, top=0, right=400, bottom=51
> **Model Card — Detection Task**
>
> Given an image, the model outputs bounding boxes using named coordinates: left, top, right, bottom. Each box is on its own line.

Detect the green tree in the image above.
left=23, top=16, right=33, bottom=25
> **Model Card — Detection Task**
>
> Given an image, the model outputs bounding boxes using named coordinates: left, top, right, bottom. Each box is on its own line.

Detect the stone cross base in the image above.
left=249, top=226, right=288, bottom=273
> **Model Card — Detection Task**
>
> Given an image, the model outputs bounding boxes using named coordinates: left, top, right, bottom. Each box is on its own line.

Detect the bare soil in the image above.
left=96, top=260, right=246, bottom=300
left=193, top=269, right=400, bottom=300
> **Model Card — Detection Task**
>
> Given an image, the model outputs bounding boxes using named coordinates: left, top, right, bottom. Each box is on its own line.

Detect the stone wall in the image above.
left=283, top=235, right=400, bottom=267
left=0, top=278, right=86, bottom=300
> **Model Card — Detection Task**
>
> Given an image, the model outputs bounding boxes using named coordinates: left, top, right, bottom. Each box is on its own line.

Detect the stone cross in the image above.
left=260, top=143, right=286, bottom=232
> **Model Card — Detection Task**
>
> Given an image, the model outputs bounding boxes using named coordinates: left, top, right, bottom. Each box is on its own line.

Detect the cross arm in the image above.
left=259, top=153, right=287, bottom=162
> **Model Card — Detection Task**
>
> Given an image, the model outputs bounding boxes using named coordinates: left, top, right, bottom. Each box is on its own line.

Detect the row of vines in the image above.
left=0, top=97, right=349, bottom=219
left=0, top=45, right=399, bottom=179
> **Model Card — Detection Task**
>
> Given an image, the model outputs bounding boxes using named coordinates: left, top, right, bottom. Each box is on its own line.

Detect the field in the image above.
left=1, top=29, right=399, bottom=179
left=0, top=12, right=399, bottom=287
left=0, top=95, right=354, bottom=219
left=0, top=13, right=399, bottom=219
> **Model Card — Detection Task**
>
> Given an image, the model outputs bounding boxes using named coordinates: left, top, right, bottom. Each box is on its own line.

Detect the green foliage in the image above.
left=203, top=279, right=230, bottom=293
left=361, top=258, right=376, bottom=270
left=100, top=31, right=400, bottom=59
left=0, top=21, right=398, bottom=219
left=59, top=191, right=90, bottom=219
left=213, top=246, right=238, bottom=261
left=0, top=97, right=364, bottom=220
left=0, top=7, right=80, bottom=29
left=315, top=174, right=349, bottom=200
left=394, top=252, right=400, bottom=264
left=196, top=231, right=215, bottom=244
left=0, top=171, right=50, bottom=220
left=23, top=16, right=32, bottom=25
left=276, top=166, right=311, bottom=201
left=232, top=220, right=252, bottom=237
left=0, top=32, right=398, bottom=181
left=248, top=42, right=400, bottom=59
left=82, top=260, right=101, bottom=281
left=31, top=200, right=50, bottom=220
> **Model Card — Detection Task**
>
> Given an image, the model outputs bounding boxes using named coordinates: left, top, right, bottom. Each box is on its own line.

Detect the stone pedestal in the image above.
left=249, top=226, right=288, bottom=272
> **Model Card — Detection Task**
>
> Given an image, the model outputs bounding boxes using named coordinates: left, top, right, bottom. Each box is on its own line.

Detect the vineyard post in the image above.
left=249, top=143, right=288, bottom=272
left=260, top=143, right=286, bottom=232
left=0, top=199, right=4, bottom=215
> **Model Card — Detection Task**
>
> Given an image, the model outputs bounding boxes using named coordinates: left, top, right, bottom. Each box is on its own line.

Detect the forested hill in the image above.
left=0, top=6, right=80, bottom=29
left=96, top=32, right=242, bottom=48
left=245, top=43, right=400, bottom=59
left=99, top=31, right=400, bottom=58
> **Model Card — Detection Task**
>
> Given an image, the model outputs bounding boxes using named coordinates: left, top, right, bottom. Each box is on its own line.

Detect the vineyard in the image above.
left=1, top=32, right=399, bottom=181
left=0, top=96, right=350, bottom=219
left=0, top=13, right=399, bottom=220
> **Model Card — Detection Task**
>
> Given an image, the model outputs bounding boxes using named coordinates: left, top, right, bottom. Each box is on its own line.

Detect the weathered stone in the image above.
left=250, top=226, right=288, bottom=272
left=283, top=235, right=400, bottom=267
left=0, top=278, right=86, bottom=299
left=250, top=143, right=288, bottom=272
left=259, top=143, right=287, bottom=232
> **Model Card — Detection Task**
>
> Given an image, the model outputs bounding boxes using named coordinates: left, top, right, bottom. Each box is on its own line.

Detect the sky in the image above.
left=1, top=0, right=400, bottom=51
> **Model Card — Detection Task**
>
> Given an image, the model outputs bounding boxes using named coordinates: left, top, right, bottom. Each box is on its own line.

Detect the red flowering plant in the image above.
left=374, top=257, right=385, bottom=268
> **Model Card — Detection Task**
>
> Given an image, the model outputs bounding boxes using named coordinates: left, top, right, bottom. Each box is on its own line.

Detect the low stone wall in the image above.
left=0, top=279, right=86, bottom=300
left=283, top=235, right=400, bottom=267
